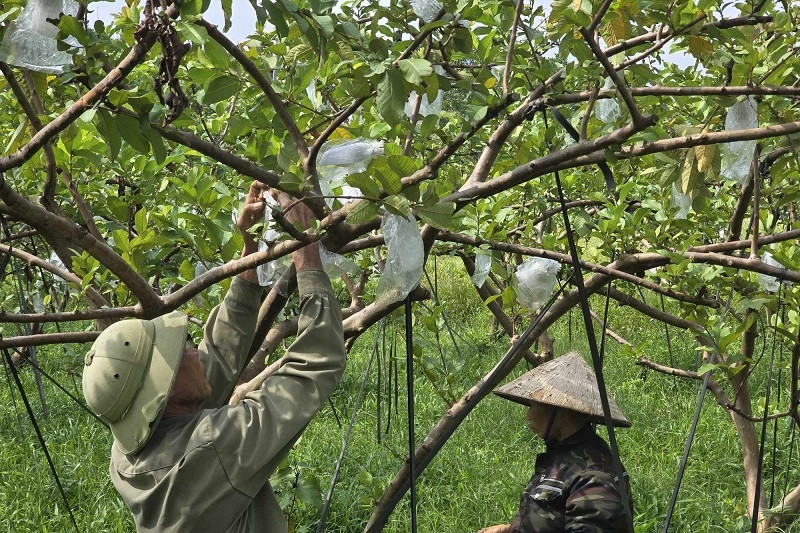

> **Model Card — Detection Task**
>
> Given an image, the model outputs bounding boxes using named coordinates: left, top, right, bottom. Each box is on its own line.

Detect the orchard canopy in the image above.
left=0, top=0, right=799, bottom=530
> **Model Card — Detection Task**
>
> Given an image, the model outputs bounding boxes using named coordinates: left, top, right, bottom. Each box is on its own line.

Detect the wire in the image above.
left=544, top=107, right=634, bottom=533
left=2, top=347, right=80, bottom=532
left=405, top=295, right=418, bottom=533
left=750, top=284, right=782, bottom=532
left=19, top=356, right=108, bottom=428
left=662, top=291, right=734, bottom=533
left=316, top=320, right=381, bottom=533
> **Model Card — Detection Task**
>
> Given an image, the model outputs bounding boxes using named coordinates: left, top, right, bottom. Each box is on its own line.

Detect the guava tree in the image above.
left=0, top=0, right=799, bottom=530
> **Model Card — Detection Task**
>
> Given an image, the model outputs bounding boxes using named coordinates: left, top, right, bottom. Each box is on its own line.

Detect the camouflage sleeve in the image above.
left=563, top=469, right=627, bottom=533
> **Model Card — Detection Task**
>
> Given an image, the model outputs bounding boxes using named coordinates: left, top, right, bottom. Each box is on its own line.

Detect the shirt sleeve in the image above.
left=208, top=270, right=346, bottom=496
left=199, top=276, right=264, bottom=408
left=564, top=469, right=627, bottom=533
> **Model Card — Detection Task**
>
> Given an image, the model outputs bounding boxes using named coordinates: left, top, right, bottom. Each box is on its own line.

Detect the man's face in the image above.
left=170, top=339, right=212, bottom=406
left=526, top=402, right=555, bottom=439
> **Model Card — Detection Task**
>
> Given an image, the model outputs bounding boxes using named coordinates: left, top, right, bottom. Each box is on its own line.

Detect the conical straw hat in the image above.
left=493, top=351, right=631, bottom=427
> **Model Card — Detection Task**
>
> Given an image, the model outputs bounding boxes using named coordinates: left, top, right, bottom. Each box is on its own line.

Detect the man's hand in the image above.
left=235, top=181, right=268, bottom=283
left=477, top=525, right=511, bottom=533
left=271, top=190, right=322, bottom=272
left=237, top=181, right=269, bottom=251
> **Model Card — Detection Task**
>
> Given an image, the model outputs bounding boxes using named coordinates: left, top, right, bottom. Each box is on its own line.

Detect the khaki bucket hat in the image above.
left=82, top=310, right=188, bottom=454
left=494, top=351, right=631, bottom=427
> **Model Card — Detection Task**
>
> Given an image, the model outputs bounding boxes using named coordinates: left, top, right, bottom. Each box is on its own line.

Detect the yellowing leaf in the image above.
left=695, top=143, right=716, bottom=174
left=602, top=13, right=631, bottom=46
left=687, top=36, right=713, bottom=59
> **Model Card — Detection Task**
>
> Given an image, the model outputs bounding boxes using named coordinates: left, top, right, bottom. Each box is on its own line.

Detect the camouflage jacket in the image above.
left=509, top=424, right=632, bottom=533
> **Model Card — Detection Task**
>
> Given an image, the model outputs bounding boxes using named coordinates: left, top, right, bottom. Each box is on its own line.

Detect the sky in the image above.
left=89, top=0, right=258, bottom=42
left=88, top=0, right=695, bottom=66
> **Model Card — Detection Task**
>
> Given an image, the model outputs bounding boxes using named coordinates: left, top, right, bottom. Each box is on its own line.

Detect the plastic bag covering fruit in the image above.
left=318, top=139, right=384, bottom=207
left=375, top=213, right=424, bottom=305
left=257, top=192, right=291, bottom=292
left=513, top=257, right=561, bottom=310
left=758, top=252, right=788, bottom=293
left=470, top=252, right=491, bottom=287
left=405, top=90, right=443, bottom=118
left=410, top=0, right=442, bottom=22
left=721, top=97, right=758, bottom=184
left=595, top=78, right=621, bottom=124
left=320, top=243, right=360, bottom=279
left=0, top=0, right=80, bottom=74
left=671, top=182, right=691, bottom=220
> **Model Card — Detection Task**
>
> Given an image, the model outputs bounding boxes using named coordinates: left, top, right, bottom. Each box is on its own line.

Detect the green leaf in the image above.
left=346, top=200, right=378, bottom=225
left=58, top=16, right=90, bottom=46
left=116, top=114, right=151, bottom=154
left=221, top=231, right=243, bottom=261
left=697, top=363, right=716, bottom=376
left=112, top=230, right=130, bottom=252
left=177, top=21, right=208, bottom=44
left=96, top=110, right=121, bottom=161
left=222, top=0, right=233, bottom=31
left=143, top=128, right=167, bottom=164
left=377, top=70, right=405, bottom=124
left=134, top=208, right=147, bottom=235
left=398, top=58, right=433, bottom=84
left=414, top=201, right=455, bottom=229
left=203, top=75, right=239, bottom=105
left=202, top=39, right=230, bottom=69
left=180, top=0, right=204, bottom=18
left=382, top=194, right=411, bottom=216
left=387, top=155, right=418, bottom=179
left=501, top=286, right=516, bottom=307
left=372, top=160, right=402, bottom=194
left=312, top=14, right=335, bottom=38
left=346, top=173, right=381, bottom=198
left=179, top=259, right=195, bottom=281
left=264, top=1, right=290, bottom=37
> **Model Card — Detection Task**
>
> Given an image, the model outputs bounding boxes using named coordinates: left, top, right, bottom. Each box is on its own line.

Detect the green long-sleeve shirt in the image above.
left=110, top=271, right=346, bottom=532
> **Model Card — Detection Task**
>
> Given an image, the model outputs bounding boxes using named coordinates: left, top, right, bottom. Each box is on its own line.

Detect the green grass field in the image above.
left=1, top=257, right=797, bottom=532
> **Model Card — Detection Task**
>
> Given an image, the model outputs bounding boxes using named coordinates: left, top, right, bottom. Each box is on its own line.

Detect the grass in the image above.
left=1, top=256, right=799, bottom=532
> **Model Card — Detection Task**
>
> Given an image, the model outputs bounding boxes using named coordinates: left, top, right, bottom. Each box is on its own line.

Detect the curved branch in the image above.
left=0, top=26, right=162, bottom=173
left=435, top=232, right=718, bottom=307
left=0, top=244, right=108, bottom=311
left=150, top=122, right=281, bottom=187
left=197, top=19, right=308, bottom=160
left=0, top=331, right=98, bottom=348
left=0, top=179, right=161, bottom=312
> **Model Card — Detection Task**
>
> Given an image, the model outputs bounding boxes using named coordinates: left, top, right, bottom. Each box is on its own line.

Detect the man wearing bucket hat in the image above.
left=478, top=351, right=633, bottom=533
left=82, top=182, right=346, bottom=533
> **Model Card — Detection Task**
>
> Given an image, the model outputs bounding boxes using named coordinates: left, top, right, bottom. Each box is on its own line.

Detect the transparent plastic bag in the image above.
left=405, top=90, right=443, bottom=118
left=318, top=138, right=384, bottom=207
left=410, top=0, right=443, bottom=22
left=596, top=78, right=621, bottom=124
left=470, top=252, right=491, bottom=287
left=0, top=0, right=80, bottom=74
left=513, top=257, right=561, bottom=310
left=256, top=192, right=291, bottom=293
left=318, top=138, right=384, bottom=166
left=320, top=243, right=360, bottom=279
left=671, top=182, right=691, bottom=219
left=721, top=97, right=758, bottom=184
left=758, top=252, right=787, bottom=293
left=375, top=213, right=424, bottom=305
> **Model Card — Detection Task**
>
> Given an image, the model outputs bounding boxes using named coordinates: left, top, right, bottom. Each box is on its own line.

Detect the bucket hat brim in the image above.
left=110, top=311, right=188, bottom=454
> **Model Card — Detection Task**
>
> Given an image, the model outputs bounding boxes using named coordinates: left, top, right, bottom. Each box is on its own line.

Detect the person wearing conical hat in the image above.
left=478, top=352, right=633, bottom=533
left=81, top=183, right=346, bottom=533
